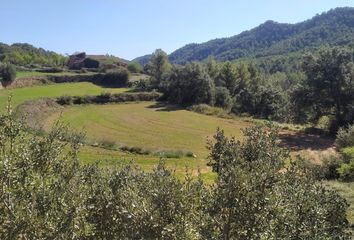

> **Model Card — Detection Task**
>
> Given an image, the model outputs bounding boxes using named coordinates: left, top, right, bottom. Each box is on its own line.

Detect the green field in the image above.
left=0, top=82, right=128, bottom=110
left=16, top=71, right=89, bottom=79
left=44, top=101, right=250, bottom=157
left=78, top=145, right=215, bottom=180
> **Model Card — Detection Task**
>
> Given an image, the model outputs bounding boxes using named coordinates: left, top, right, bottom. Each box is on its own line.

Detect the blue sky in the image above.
left=2, top=0, right=353, bottom=60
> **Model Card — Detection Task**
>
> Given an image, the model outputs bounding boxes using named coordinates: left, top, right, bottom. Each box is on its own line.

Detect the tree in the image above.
left=127, top=61, right=143, bottom=73
left=300, top=48, right=354, bottom=131
left=0, top=63, right=16, bottom=85
left=164, top=63, right=215, bottom=105
left=214, top=87, right=232, bottom=109
left=145, top=49, right=171, bottom=89
left=205, top=125, right=350, bottom=239
left=217, top=62, right=238, bottom=94
left=206, top=56, right=219, bottom=81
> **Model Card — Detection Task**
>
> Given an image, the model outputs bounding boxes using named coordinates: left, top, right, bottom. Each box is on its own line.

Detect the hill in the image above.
left=131, top=54, right=152, bottom=66
left=0, top=42, right=67, bottom=67
left=170, top=7, right=354, bottom=64
left=134, top=7, right=354, bottom=66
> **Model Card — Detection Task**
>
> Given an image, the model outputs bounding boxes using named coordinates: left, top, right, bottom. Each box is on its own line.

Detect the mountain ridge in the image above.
left=133, top=7, right=354, bottom=65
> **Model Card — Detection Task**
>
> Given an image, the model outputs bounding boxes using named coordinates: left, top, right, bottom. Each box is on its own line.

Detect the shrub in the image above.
left=0, top=63, right=16, bottom=84
left=128, top=62, right=143, bottom=73
left=56, top=92, right=162, bottom=106
left=99, top=139, right=116, bottom=149
left=102, top=69, right=130, bottom=87
left=57, top=95, right=73, bottom=105
left=316, top=115, right=334, bottom=134
left=335, top=124, right=354, bottom=149
left=320, top=155, right=343, bottom=180
left=120, top=145, right=150, bottom=155
left=338, top=161, right=354, bottom=181
left=154, top=150, right=184, bottom=159
left=188, top=104, right=230, bottom=118
left=342, top=146, right=354, bottom=162
left=36, top=67, right=64, bottom=73
left=72, top=95, right=91, bottom=104
left=185, top=151, right=195, bottom=158
left=131, top=78, right=152, bottom=91
left=338, top=146, right=354, bottom=181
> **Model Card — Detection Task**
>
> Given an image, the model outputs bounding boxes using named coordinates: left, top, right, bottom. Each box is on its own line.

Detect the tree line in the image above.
left=0, top=43, right=67, bottom=67
left=142, top=47, right=354, bottom=134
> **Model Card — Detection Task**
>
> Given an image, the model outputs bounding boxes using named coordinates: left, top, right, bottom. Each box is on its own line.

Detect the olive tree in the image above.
left=205, top=124, right=350, bottom=239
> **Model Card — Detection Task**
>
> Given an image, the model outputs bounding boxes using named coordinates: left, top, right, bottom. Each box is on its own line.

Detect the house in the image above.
left=68, top=52, right=128, bottom=70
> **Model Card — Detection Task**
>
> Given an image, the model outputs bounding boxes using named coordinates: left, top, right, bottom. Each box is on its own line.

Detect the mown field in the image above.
left=43, top=101, right=249, bottom=157
left=0, top=82, right=129, bottom=110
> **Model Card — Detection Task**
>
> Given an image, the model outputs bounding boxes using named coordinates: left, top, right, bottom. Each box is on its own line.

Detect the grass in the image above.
left=78, top=145, right=214, bottom=180
left=16, top=71, right=89, bottom=79
left=44, top=101, right=249, bottom=157
left=0, top=82, right=129, bottom=110
left=129, top=73, right=150, bottom=82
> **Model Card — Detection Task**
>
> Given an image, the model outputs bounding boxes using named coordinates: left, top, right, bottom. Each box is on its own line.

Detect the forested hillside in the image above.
left=170, top=7, right=354, bottom=64
left=134, top=7, right=354, bottom=69
left=0, top=42, right=67, bottom=67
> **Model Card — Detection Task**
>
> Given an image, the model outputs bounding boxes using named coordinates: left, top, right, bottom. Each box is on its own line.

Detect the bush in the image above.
left=338, top=161, right=354, bottom=181
left=56, top=92, right=162, bottom=105
left=154, top=150, right=184, bottom=159
left=316, top=115, right=334, bottom=134
left=188, top=104, right=230, bottom=118
left=57, top=95, right=73, bottom=105
left=36, top=67, right=64, bottom=73
left=72, top=95, right=90, bottom=104
left=120, top=145, right=150, bottom=155
left=99, top=139, right=116, bottom=149
left=130, top=78, right=152, bottom=91
left=320, top=155, right=343, bottom=180
left=338, top=146, right=354, bottom=181
left=335, top=124, right=354, bottom=149
left=102, top=69, right=130, bottom=87
left=0, top=63, right=16, bottom=84
left=342, top=146, right=354, bottom=162
left=128, top=62, right=143, bottom=73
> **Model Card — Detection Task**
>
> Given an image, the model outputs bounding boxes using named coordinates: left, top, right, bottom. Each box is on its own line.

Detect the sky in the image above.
left=2, top=0, right=354, bottom=60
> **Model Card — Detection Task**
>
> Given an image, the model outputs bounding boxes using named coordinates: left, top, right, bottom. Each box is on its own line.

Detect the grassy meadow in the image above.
left=43, top=101, right=250, bottom=157
left=15, top=71, right=90, bottom=79
left=0, top=82, right=129, bottom=110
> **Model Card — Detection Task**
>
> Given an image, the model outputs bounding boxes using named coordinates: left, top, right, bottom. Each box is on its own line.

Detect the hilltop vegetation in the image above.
left=0, top=43, right=67, bottom=67
left=134, top=7, right=354, bottom=73
left=170, top=7, right=354, bottom=65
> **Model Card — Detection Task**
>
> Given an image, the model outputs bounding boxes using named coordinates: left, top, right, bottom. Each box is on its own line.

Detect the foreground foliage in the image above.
left=0, top=106, right=351, bottom=239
